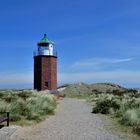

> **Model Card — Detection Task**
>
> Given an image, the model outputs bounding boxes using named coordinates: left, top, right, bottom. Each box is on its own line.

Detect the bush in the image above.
left=92, top=95, right=120, bottom=114
left=121, top=108, right=140, bottom=126
left=91, top=93, right=140, bottom=136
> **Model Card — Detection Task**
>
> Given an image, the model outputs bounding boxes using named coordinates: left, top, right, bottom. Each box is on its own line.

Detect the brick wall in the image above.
left=34, top=55, right=57, bottom=91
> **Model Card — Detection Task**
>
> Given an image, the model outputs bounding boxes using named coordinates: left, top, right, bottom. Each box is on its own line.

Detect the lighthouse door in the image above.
left=45, top=81, right=49, bottom=87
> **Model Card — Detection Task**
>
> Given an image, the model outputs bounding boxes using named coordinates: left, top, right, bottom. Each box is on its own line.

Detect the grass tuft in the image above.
left=0, top=90, right=57, bottom=124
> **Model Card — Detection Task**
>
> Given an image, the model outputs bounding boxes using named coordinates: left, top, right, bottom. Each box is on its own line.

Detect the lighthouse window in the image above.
left=45, top=81, right=49, bottom=87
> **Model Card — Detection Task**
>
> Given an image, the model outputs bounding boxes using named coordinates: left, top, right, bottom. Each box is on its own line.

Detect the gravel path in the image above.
left=10, top=98, right=136, bottom=140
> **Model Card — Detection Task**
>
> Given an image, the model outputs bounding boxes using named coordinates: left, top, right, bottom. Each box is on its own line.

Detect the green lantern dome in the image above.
left=37, top=34, right=53, bottom=46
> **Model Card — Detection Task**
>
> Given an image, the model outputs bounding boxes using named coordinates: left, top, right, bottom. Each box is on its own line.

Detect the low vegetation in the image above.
left=59, top=82, right=140, bottom=136
left=0, top=90, right=57, bottom=125
left=89, top=94, right=140, bottom=135
left=59, top=82, right=138, bottom=96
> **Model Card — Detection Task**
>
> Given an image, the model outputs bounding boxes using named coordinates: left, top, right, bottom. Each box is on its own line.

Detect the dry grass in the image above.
left=0, top=90, right=57, bottom=125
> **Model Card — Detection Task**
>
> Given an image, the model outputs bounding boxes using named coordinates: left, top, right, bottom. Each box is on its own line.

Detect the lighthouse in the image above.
left=34, top=34, right=57, bottom=92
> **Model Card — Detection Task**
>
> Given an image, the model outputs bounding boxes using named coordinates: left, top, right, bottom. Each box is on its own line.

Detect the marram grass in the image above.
left=91, top=93, right=140, bottom=136
left=0, top=90, right=57, bottom=123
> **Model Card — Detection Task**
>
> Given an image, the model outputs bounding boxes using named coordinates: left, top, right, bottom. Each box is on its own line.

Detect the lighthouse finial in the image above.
left=44, top=34, right=47, bottom=37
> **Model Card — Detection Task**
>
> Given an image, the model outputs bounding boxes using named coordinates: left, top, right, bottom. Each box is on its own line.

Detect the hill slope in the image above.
left=58, top=82, right=129, bottom=95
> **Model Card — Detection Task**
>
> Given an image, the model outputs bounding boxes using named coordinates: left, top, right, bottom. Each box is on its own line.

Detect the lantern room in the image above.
left=34, top=34, right=57, bottom=57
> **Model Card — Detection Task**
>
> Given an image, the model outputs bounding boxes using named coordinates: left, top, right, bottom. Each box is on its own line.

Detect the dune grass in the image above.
left=90, top=93, right=140, bottom=136
left=0, top=90, right=57, bottom=125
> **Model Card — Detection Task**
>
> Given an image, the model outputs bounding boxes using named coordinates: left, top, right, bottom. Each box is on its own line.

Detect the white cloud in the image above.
left=1, top=69, right=140, bottom=88
left=58, top=70, right=140, bottom=86
left=72, top=58, right=133, bottom=67
left=0, top=72, right=33, bottom=85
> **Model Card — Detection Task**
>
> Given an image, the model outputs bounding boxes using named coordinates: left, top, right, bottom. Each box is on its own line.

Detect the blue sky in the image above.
left=0, top=0, right=140, bottom=88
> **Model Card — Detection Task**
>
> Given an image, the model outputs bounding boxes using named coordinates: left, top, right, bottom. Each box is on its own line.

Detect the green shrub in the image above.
left=121, top=108, right=140, bottom=126
left=91, top=93, right=140, bottom=136
left=92, top=94, right=120, bottom=114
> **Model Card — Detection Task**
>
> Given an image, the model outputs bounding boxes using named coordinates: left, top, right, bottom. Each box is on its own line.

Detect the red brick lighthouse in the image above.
left=34, top=34, right=57, bottom=92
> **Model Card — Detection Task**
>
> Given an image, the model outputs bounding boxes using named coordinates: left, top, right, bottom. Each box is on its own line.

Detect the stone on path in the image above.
left=0, top=126, right=18, bottom=140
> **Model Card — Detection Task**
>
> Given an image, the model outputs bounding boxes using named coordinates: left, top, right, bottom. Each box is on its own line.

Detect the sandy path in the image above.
left=10, top=98, right=135, bottom=140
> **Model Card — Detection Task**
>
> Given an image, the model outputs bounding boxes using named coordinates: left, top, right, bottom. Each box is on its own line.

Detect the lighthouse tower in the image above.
left=34, top=34, right=57, bottom=92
